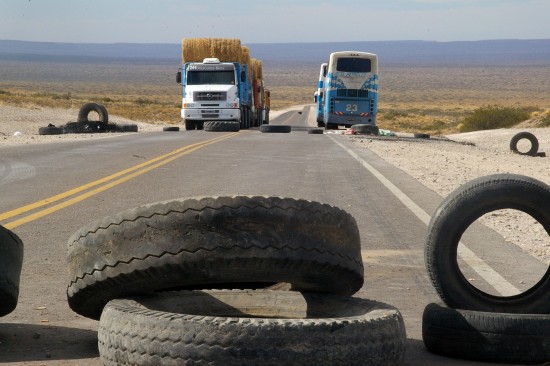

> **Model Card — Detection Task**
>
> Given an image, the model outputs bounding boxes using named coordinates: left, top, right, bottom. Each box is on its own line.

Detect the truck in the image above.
left=319, top=51, right=379, bottom=131
left=176, top=38, right=267, bottom=130
left=314, top=62, right=328, bottom=126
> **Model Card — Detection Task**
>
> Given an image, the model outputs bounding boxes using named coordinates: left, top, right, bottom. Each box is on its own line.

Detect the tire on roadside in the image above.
left=67, top=196, right=364, bottom=320
left=0, top=225, right=24, bottom=317
left=308, top=128, right=324, bottom=134
left=203, top=121, right=240, bottom=132
left=38, top=125, right=63, bottom=135
left=510, top=131, right=539, bottom=156
left=260, top=125, right=291, bottom=133
left=78, top=103, right=109, bottom=124
left=414, top=133, right=430, bottom=139
left=425, top=174, right=550, bottom=313
left=118, top=124, right=138, bottom=132
left=99, top=290, right=406, bottom=366
left=423, top=303, right=550, bottom=364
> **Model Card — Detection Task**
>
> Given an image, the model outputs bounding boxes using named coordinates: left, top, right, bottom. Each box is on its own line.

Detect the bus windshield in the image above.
left=336, top=58, right=372, bottom=73
left=187, top=70, right=235, bottom=85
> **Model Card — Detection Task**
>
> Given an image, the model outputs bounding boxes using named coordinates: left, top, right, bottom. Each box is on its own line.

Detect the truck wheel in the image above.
left=67, top=196, right=364, bottom=320
left=510, top=131, right=539, bottom=156
left=204, top=121, right=240, bottom=132
left=78, top=103, right=109, bottom=124
left=425, top=174, right=550, bottom=313
left=38, top=125, right=63, bottom=135
left=99, top=290, right=406, bottom=366
left=423, top=303, right=550, bottom=364
left=0, top=225, right=24, bottom=317
left=260, top=125, right=291, bottom=133
left=184, top=120, right=196, bottom=130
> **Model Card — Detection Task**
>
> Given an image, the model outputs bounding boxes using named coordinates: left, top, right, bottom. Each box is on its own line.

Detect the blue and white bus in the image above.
left=314, top=62, right=328, bottom=125
left=321, top=51, right=379, bottom=130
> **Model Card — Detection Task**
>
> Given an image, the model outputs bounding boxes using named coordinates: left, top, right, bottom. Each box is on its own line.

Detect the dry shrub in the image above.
left=182, top=38, right=242, bottom=62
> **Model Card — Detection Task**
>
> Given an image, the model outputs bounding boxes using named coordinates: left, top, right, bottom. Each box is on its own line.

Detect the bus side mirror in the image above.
left=176, top=71, right=182, bottom=84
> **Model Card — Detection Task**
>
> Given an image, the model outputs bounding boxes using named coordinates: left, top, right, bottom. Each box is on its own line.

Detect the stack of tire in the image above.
left=66, top=196, right=407, bottom=365
left=423, top=174, right=550, bottom=364
left=0, top=225, right=24, bottom=319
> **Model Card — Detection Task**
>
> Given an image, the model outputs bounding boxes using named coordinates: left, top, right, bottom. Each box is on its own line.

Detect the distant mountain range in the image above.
left=1, top=39, right=550, bottom=65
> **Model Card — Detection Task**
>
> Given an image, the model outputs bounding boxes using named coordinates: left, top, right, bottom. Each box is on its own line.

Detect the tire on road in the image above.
left=203, top=121, right=240, bottom=132
left=0, top=225, right=24, bottom=317
left=98, top=290, right=406, bottom=366
left=352, top=124, right=379, bottom=136
left=425, top=174, right=550, bottom=313
left=423, top=303, right=550, bottom=364
left=118, top=124, right=138, bottom=132
left=260, top=125, right=291, bottom=133
left=510, top=131, right=539, bottom=156
left=78, top=103, right=109, bottom=124
left=67, top=196, right=364, bottom=320
left=414, top=133, right=430, bottom=139
left=308, top=128, right=324, bottom=134
left=163, top=126, right=180, bottom=132
left=38, top=125, right=63, bottom=135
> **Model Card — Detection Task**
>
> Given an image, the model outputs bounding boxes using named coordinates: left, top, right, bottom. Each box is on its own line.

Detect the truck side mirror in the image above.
left=176, top=71, right=182, bottom=84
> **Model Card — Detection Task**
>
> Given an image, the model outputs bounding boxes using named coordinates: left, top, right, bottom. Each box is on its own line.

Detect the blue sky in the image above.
left=0, top=0, right=548, bottom=44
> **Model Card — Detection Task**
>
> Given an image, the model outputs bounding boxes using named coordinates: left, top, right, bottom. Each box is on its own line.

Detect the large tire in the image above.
left=184, top=120, right=196, bottom=131
left=67, top=196, right=364, bottom=319
left=78, top=103, right=109, bottom=124
left=425, top=174, right=550, bottom=313
left=260, top=125, right=291, bottom=133
left=0, top=225, right=24, bottom=317
left=162, top=126, right=180, bottom=132
left=423, top=303, right=550, bottom=364
left=510, top=131, right=539, bottom=156
left=203, top=121, right=240, bottom=132
left=38, top=125, right=63, bottom=135
left=98, top=290, right=406, bottom=366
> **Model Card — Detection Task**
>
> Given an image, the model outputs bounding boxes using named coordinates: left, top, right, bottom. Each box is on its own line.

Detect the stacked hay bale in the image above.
left=182, top=38, right=243, bottom=63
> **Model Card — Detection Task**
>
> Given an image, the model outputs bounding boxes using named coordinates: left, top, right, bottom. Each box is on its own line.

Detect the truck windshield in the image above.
left=187, top=71, right=235, bottom=85
left=336, top=58, right=372, bottom=73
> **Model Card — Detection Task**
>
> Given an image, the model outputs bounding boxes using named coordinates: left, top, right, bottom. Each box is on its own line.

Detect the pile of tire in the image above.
left=0, top=225, right=24, bottom=318
left=66, top=196, right=407, bottom=365
left=423, top=174, right=550, bottom=364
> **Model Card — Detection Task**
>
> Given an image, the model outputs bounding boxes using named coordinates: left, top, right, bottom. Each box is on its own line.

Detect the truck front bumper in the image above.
left=181, top=108, right=241, bottom=121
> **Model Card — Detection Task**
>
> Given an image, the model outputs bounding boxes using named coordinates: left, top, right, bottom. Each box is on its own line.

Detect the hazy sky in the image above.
left=1, top=0, right=549, bottom=44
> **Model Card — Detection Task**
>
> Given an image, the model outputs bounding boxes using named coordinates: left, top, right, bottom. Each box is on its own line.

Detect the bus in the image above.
left=314, top=62, right=328, bottom=126
left=321, top=51, right=379, bottom=130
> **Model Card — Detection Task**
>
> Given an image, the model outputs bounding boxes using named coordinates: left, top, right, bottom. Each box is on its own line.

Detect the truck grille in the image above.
left=194, top=91, right=226, bottom=101
left=337, top=89, right=369, bottom=98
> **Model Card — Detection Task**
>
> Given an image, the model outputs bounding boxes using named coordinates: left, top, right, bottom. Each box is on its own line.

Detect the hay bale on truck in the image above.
left=176, top=38, right=267, bottom=130
left=250, top=58, right=269, bottom=126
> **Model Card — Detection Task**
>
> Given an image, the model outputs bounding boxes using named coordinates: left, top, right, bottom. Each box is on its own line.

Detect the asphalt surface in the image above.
left=0, top=107, right=542, bottom=365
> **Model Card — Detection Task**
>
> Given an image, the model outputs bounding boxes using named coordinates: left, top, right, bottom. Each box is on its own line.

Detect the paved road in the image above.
left=0, top=107, right=538, bottom=365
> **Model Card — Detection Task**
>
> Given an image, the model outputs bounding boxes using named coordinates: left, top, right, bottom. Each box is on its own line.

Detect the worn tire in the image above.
left=78, top=103, right=109, bottom=124
left=67, top=196, right=364, bottom=319
left=0, top=225, right=24, bottom=317
left=38, top=126, right=63, bottom=135
left=425, top=174, right=550, bottom=313
left=163, top=126, right=180, bottom=132
left=308, top=128, right=324, bottom=134
left=203, top=121, right=240, bottom=132
left=510, top=131, right=539, bottom=156
left=260, top=124, right=291, bottom=133
left=423, top=303, right=550, bottom=364
left=99, top=290, right=406, bottom=366
left=414, top=133, right=430, bottom=139
left=352, top=124, right=379, bottom=136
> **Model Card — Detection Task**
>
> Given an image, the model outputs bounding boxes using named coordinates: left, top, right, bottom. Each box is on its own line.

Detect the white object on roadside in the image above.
left=13, top=131, right=23, bottom=136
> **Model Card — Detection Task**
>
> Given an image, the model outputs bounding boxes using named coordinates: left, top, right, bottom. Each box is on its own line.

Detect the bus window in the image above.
left=336, top=58, right=371, bottom=73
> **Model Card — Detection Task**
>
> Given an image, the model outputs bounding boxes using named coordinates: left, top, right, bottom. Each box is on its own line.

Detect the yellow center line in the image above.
left=1, top=132, right=237, bottom=230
